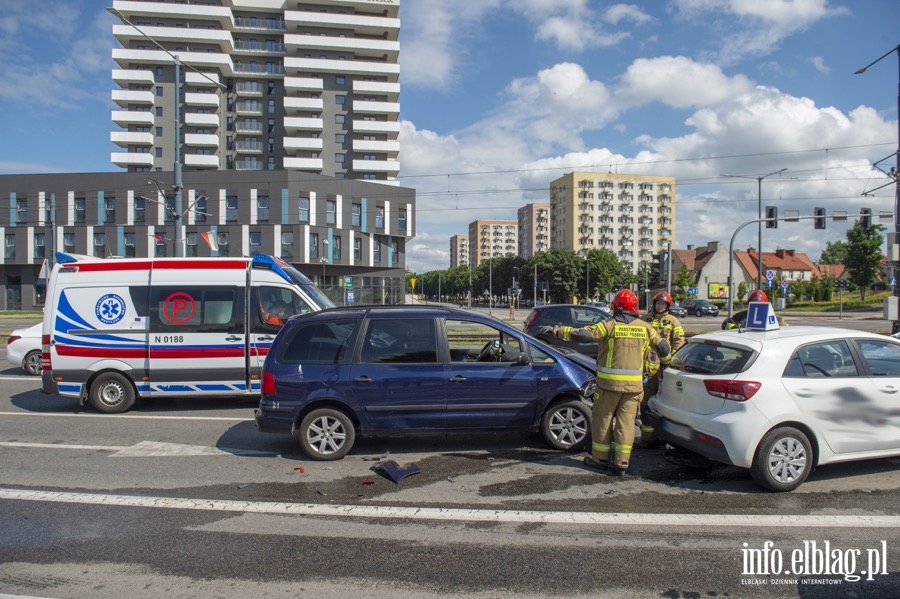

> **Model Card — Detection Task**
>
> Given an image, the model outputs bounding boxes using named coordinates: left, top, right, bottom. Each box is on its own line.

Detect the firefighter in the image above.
left=721, top=290, right=787, bottom=329
left=638, top=291, right=685, bottom=448
left=539, top=289, right=670, bottom=476
left=260, top=289, right=288, bottom=326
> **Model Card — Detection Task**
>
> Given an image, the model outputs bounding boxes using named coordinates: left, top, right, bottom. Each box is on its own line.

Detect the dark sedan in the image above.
left=524, top=304, right=612, bottom=358
left=669, top=303, right=688, bottom=318
left=679, top=299, right=719, bottom=317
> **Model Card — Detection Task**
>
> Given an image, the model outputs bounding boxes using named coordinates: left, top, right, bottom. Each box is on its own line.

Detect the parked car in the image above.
left=669, top=303, right=688, bottom=318
left=679, top=299, right=719, bottom=317
left=523, top=304, right=613, bottom=357
left=256, top=305, right=598, bottom=460
left=6, top=323, right=42, bottom=376
left=585, top=301, right=612, bottom=314
left=647, top=326, right=900, bottom=491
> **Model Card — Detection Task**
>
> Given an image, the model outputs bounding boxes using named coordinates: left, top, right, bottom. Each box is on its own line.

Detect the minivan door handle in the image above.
left=353, top=375, right=372, bottom=383
left=225, top=335, right=242, bottom=342
left=449, top=375, right=467, bottom=383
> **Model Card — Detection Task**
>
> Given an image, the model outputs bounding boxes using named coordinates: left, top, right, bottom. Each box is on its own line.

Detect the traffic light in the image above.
left=814, top=207, right=826, bottom=229
left=765, top=206, right=778, bottom=228
left=860, top=208, right=872, bottom=229
left=834, top=279, right=849, bottom=290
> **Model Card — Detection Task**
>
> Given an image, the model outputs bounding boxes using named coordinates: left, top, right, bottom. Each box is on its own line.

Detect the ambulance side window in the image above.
left=254, top=286, right=315, bottom=332
left=151, top=286, right=244, bottom=334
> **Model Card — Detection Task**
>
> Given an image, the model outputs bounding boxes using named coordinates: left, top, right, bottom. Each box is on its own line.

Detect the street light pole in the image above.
left=320, top=239, right=328, bottom=290
left=512, top=266, right=520, bottom=309
left=721, top=168, right=787, bottom=290
left=855, top=45, right=900, bottom=334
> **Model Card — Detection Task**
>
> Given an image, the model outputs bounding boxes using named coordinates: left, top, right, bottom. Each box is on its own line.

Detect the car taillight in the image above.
left=261, top=371, right=276, bottom=395
left=7, top=335, right=21, bottom=344
left=525, top=311, right=540, bottom=328
left=703, top=379, right=761, bottom=401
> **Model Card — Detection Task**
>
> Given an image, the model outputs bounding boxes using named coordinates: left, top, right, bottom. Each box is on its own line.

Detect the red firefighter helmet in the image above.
left=612, top=289, right=639, bottom=313
left=653, top=291, right=673, bottom=310
left=749, top=290, right=768, bottom=302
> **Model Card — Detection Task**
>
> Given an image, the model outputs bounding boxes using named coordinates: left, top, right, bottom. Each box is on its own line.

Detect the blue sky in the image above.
left=0, top=0, right=898, bottom=272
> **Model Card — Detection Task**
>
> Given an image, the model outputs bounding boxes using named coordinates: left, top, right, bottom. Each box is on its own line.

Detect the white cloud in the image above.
left=617, top=56, right=755, bottom=109
left=809, top=56, right=830, bottom=74
left=602, top=4, right=654, bottom=25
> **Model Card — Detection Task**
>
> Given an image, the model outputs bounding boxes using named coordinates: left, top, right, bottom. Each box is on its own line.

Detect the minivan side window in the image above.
left=150, top=286, right=244, bottom=334
left=279, top=320, right=357, bottom=364
left=359, top=318, right=438, bottom=364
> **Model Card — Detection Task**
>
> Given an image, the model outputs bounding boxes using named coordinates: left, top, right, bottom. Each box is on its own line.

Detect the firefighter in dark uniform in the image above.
left=540, top=289, right=670, bottom=476
left=639, top=291, right=685, bottom=447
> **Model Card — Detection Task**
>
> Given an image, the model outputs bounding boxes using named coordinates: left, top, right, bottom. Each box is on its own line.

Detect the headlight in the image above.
left=581, top=379, right=597, bottom=399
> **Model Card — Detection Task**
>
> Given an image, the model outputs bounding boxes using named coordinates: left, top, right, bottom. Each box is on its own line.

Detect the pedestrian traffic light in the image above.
left=860, top=208, right=872, bottom=229
left=765, top=206, right=778, bottom=228
left=814, top=207, right=826, bottom=229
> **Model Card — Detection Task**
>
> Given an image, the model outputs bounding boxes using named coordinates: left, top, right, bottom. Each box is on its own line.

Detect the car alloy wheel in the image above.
left=541, top=399, right=591, bottom=450
left=750, top=426, right=813, bottom=492
left=299, top=408, right=356, bottom=460
left=23, top=350, right=42, bottom=376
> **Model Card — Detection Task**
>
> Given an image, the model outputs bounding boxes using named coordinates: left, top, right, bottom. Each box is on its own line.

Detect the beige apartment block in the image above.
left=549, top=172, right=675, bottom=273
left=517, top=203, right=550, bottom=259
left=468, top=219, right=518, bottom=267
left=449, top=234, right=469, bottom=268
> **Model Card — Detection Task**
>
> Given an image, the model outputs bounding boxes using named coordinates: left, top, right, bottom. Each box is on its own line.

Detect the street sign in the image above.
left=767, top=280, right=773, bottom=288
left=347, top=290, right=354, bottom=303
left=766, top=270, right=774, bottom=281
left=688, top=287, right=699, bottom=295
left=781, top=279, right=789, bottom=289
left=344, top=276, right=353, bottom=289
left=892, top=277, right=896, bottom=287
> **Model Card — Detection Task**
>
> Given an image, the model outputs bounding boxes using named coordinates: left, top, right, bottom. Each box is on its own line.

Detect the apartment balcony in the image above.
left=352, top=159, right=400, bottom=175
left=234, top=81, right=264, bottom=96
left=233, top=62, right=286, bottom=76
left=284, top=34, right=399, bottom=61
left=352, top=139, right=400, bottom=154
left=111, top=89, right=154, bottom=108
left=353, top=100, right=400, bottom=116
left=284, top=77, right=323, bottom=92
left=283, top=157, right=323, bottom=171
left=284, top=56, right=399, bottom=79
left=233, top=40, right=286, bottom=56
left=234, top=121, right=263, bottom=134
left=353, top=80, right=400, bottom=101
left=352, top=120, right=400, bottom=135
left=283, top=97, right=324, bottom=113
left=110, top=152, right=154, bottom=167
left=112, top=69, right=154, bottom=85
left=234, top=158, right=264, bottom=171
left=110, top=131, right=153, bottom=147
left=112, top=23, right=232, bottom=47
left=185, top=133, right=219, bottom=148
left=233, top=16, right=287, bottom=32
left=235, top=101, right=263, bottom=115
left=284, top=117, right=323, bottom=133
left=184, top=154, right=220, bottom=168
left=111, top=110, right=154, bottom=126
left=283, top=137, right=324, bottom=152
left=186, top=72, right=221, bottom=88
left=185, top=93, right=220, bottom=108
left=112, top=0, right=231, bottom=25
left=284, top=11, right=399, bottom=39
left=234, top=140, right=263, bottom=154
left=184, top=112, right=219, bottom=127
left=111, top=47, right=232, bottom=71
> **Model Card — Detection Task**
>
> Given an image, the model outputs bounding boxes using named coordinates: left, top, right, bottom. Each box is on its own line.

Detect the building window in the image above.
left=335, top=153, right=345, bottom=163
left=257, top=195, right=269, bottom=221
left=352, top=203, right=361, bottom=227
left=299, top=197, right=310, bottom=222
left=64, top=233, right=75, bottom=253
left=94, top=233, right=106, bottom=258
left=336, top=95, right=345, bottom=105
left=156, top=106, right=163, bottom=117
left=155, top=147, right=163, bottom=157
left=267, top=156, right=275, bottom=170
left=336, top=76, right=345, bottom=85
left=34, top=234, right=45, bottom=259
left=268, top=99, right=275, bottom=113
left=154, top=234, right=166, bottom=257
left=398, top=208, right=407, bottom=232
left=134, top=197, right=145, bottom=222
left=124, top=232, right=135, bottom=257
left=353, top=237, right=362, bottom=261
left=75, top=197, right=86, bottom=223
left=156, top=86, right=163, bottom=96
left=375, top=206, right=384, bottom=229
left=326, top=199, right=336, bottom=224
left=226, top=195, right=238, bottom=222
left=4, top=235, right=14, bottom=259
left=105, top=197, right=116, bottom=222
left=216, top=232, right=229, bottom=256
left=165, top=197, right=176, bottom=222
left=156, top=126, right=162, bottom=137
left=335, top=114, right=345, bottom=124
left=335, top=133, right=344, bottom=143
left=392, top=239, right=399, bottom=263
left=281, top=231, right=293, bottom=258
left=268, top=118, right=275, bottom=133
left=373, top=236, right=381, bottom=262
left=268, top=137, right=275, bottom=152
left=194, top=196, right=207, bottom=222
left=250, top=231, right=262, bottom=252
left=309, top=233, right=319, bottom=259
left=15, top=198, right=26, bottom=223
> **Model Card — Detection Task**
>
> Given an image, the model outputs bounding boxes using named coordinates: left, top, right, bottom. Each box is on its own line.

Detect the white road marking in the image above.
left=1, top=487, right=898, bottom=527
left=0, top=440, right=276, bottom=457
left=0, top=411, right=251, bottom=422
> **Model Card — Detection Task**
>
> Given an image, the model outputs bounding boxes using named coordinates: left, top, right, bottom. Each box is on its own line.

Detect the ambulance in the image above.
left=41, top=253, right=335, bottom=413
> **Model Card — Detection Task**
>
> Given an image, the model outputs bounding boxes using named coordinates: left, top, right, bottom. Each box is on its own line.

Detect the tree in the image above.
left=819, top=240, right=848, bottom=265
left=673, top=265, right=695, bottom=300
left=844, top=222, right=885, bottom=301
left=737, top=281, right=748, bottom=304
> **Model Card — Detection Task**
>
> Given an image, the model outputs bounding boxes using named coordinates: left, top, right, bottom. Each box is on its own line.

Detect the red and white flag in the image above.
left=149, top=234, right=166, bottom=245
left=200, top=230, right=219, bottom=251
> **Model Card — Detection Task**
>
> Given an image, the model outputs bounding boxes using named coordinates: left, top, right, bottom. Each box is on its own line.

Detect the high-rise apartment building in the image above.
left=468, top=220, right=518, bottom=267
left=549, top=172, right=675, bottom=273
left=109, top=0, right=400, bottom=182
left=517, top=203, right=549, bottom=259
left=449, top=234, right=469, bottom=268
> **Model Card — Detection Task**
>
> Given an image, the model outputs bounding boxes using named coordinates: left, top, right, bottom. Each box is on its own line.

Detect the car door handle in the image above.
left=353, top=375, right=372, bottom=383
left=225, top=335, right=243, bottom=342
left=449, top=375, right=467, bottom=383
left=880, top=386, right=898, bottom=394
left=257, top=335, right=275, bottom=341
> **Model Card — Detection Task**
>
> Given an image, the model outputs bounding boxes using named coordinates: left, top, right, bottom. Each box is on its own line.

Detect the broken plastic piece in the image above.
left=294, top=466, right=305, bottom=473
left=373, top=459, right=421, bottom=484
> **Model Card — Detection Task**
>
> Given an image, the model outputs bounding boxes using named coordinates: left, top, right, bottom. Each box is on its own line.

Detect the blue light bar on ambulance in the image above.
left=252, top=254, right=293, bottom=283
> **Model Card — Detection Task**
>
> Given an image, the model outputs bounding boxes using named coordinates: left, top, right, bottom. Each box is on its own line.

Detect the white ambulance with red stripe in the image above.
left=41, top=253, right=335, bottom=413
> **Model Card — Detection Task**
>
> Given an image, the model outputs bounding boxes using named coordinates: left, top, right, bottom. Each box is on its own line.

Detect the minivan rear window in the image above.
left=279, top=319, right=357, bottom=364
left=667, top=340, right=751, bottom=375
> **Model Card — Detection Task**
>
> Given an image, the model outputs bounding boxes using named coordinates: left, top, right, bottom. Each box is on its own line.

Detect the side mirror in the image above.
left=514, top=352, right=531, bottom=365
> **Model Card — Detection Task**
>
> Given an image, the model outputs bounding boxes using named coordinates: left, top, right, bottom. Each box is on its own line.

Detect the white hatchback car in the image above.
left=648, top=326, right=900, bottom=492
left=6, top=323, right=42, bottom=376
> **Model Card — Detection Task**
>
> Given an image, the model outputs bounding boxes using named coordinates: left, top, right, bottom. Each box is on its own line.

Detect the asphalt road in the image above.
left=1, top=367, right=899, bottom=598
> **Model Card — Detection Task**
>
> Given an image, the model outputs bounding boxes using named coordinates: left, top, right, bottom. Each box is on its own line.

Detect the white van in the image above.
left=41, top=253, right=335, bottom=413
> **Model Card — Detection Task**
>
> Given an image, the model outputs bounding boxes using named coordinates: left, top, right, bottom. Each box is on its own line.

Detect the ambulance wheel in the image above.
left=298, top=408, right=355, bottom=460
left=89, top=372, right=136, bottom=414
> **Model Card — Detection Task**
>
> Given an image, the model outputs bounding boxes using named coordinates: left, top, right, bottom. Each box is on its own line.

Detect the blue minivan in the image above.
left=255, top=305, right=597, bottom=460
